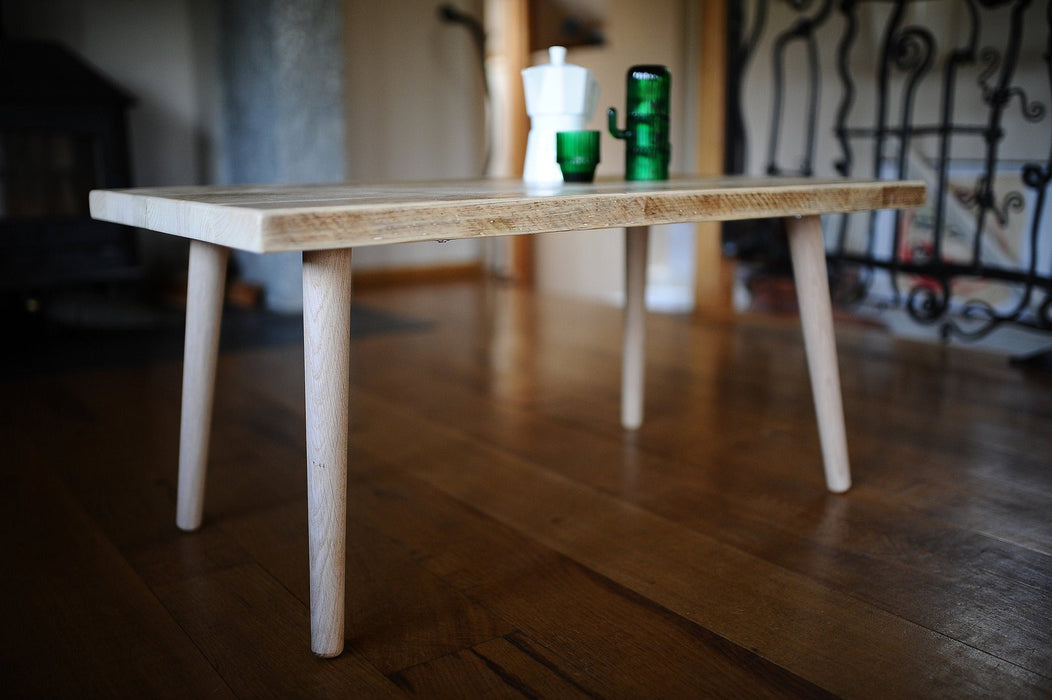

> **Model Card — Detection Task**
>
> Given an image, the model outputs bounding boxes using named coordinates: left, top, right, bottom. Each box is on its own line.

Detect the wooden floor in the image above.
left=3, top=279, right=1051, bottom=698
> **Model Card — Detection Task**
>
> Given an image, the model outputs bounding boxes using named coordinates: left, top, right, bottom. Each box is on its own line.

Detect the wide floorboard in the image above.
left=2, top=280, right=1050, bottom=698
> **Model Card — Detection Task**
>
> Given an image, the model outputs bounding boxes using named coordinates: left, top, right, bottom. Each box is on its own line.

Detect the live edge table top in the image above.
left=89, top=176, right=927, bottom=254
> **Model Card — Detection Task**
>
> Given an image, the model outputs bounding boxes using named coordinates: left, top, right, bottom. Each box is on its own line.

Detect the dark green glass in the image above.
left=556, top=130, right=600, bottom=183
left=607, top=65, right=671, bottom=181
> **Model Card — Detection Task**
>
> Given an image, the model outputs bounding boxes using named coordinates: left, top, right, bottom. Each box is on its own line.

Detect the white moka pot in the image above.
left=521, top=46, right=599, bottom=184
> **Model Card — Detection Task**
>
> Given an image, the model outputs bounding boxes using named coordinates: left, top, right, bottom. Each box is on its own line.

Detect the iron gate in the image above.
left=726, top=0, right=1051, bottom=347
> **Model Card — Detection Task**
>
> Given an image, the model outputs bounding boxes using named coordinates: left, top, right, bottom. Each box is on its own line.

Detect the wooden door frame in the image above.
left=485, top=0, right=532, bottom=284
left=693, top=0, right=734, bottom=316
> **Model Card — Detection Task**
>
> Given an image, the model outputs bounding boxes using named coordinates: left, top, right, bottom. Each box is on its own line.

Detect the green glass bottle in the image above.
left=608, top=65, right=671, bottom=181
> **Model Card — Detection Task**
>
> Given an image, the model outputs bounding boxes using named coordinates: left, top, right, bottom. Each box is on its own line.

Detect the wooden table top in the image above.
left=89, top=176, right=926, bottom=254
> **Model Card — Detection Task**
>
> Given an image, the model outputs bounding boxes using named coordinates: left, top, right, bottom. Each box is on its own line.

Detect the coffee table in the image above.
left=90, top=176, right=926, bottom=657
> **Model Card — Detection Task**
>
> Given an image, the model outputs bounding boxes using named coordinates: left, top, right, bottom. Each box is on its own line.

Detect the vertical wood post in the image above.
left=176, top=240, right=229, bottom=532
left=694, top=0, right=732, bottom=315
left=786, top=215, right=852, bottom=493
left=302, top=248, right=352, bottom=657
left=485, top=0, right=533, bottom=284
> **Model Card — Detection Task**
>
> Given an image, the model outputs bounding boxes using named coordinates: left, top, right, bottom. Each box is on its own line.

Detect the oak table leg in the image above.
left=176, top=240, right=229, bottom=532
left=785, top=215, right=852, bottom=493
left=302, top=248, right=352, bottom=658
left=622, top=225, right=650, bottom=430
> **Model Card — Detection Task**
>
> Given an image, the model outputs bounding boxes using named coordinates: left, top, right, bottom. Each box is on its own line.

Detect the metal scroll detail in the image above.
left=729, top=0, right=1052, bottom=341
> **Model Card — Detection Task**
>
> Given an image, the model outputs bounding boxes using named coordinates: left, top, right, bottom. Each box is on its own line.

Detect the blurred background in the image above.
left=2, top=0, right=1049, bottom=358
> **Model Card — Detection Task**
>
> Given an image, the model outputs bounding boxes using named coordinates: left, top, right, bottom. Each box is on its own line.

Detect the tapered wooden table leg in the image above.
left=622, top=225, right=649, bottom=430
left=177, top=240, right=229, bottom=531
left=786, top=215, right=852, bottom=493
left=302, top=248, right=352, bottom=658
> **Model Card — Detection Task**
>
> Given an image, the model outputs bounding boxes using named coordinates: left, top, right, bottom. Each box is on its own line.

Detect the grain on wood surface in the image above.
left=302, top=248, right=353, bottom=657
left=177, top=240, right=228, bottom=531
left=89, top=176, right=926, bottom=252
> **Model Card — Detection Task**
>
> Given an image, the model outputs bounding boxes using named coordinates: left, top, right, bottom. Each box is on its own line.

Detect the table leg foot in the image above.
left=786, top=215, right=852, bottom=493
left=302, top=249, right=352, bottom=658
left=177, top=241, right=229, bottom=532
left=622, top=226, right=649, bottom=430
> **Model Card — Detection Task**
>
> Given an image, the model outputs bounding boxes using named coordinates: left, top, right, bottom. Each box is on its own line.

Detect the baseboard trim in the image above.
left=352, top=261, right=484, bottom=288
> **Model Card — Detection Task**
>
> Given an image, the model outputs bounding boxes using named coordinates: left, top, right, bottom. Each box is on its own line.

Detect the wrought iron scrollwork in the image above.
left=979, top=49, right=1046, bottom=121
left=907, top=280, right=952, bottom=325
left=765, top=0, right=834, bottom=176
left=729, top=0, right=1052, bottom=343
left=1039, top=294, right=1052, bottom=327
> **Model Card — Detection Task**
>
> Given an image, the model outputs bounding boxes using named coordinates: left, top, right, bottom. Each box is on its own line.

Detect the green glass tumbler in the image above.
left=556, top=130, right=601, bottom=183
left=608, top=65, right=671, bottom=181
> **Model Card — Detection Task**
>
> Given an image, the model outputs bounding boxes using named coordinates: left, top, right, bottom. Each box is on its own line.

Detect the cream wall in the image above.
left=343, top=0, right=487, bottom=271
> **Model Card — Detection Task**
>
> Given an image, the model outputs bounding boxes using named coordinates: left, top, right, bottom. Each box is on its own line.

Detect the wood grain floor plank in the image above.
left=5, top=280, right=1049, bottom=697
left=153, top=563, right=399, bottom=698
left=357, top=285, right=1052, bottom=501
left=343, top=334, right=1052, bottom=676
left=341, top=467, right=833, bottom=698
left=390, top=635, right=597, bottom=699
left=211, top=446, right=827, bottom=696
left=191, top=336, right=825, bottom=696
left=347, top=385, right=1049, bottom=697
left=217, top=497, right=515, bottom=676
left=0, top=467, right=233, bottom=698
left=389, top=646, right=530, bottom=699
left=333, top=285, right=1052, bottom=685
left=356, top=283, right=1052, bottom=559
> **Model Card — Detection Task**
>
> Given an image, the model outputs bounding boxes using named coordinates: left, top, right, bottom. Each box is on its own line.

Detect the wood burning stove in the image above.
left=1, top=38, right=138, bottom=294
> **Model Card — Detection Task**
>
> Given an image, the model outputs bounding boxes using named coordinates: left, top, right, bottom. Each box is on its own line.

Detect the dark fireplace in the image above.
left=1, top=38, right=138, bottom=298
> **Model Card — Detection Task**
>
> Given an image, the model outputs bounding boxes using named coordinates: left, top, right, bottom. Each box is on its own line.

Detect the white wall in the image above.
left=343, top=0, right=487, bottom=271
